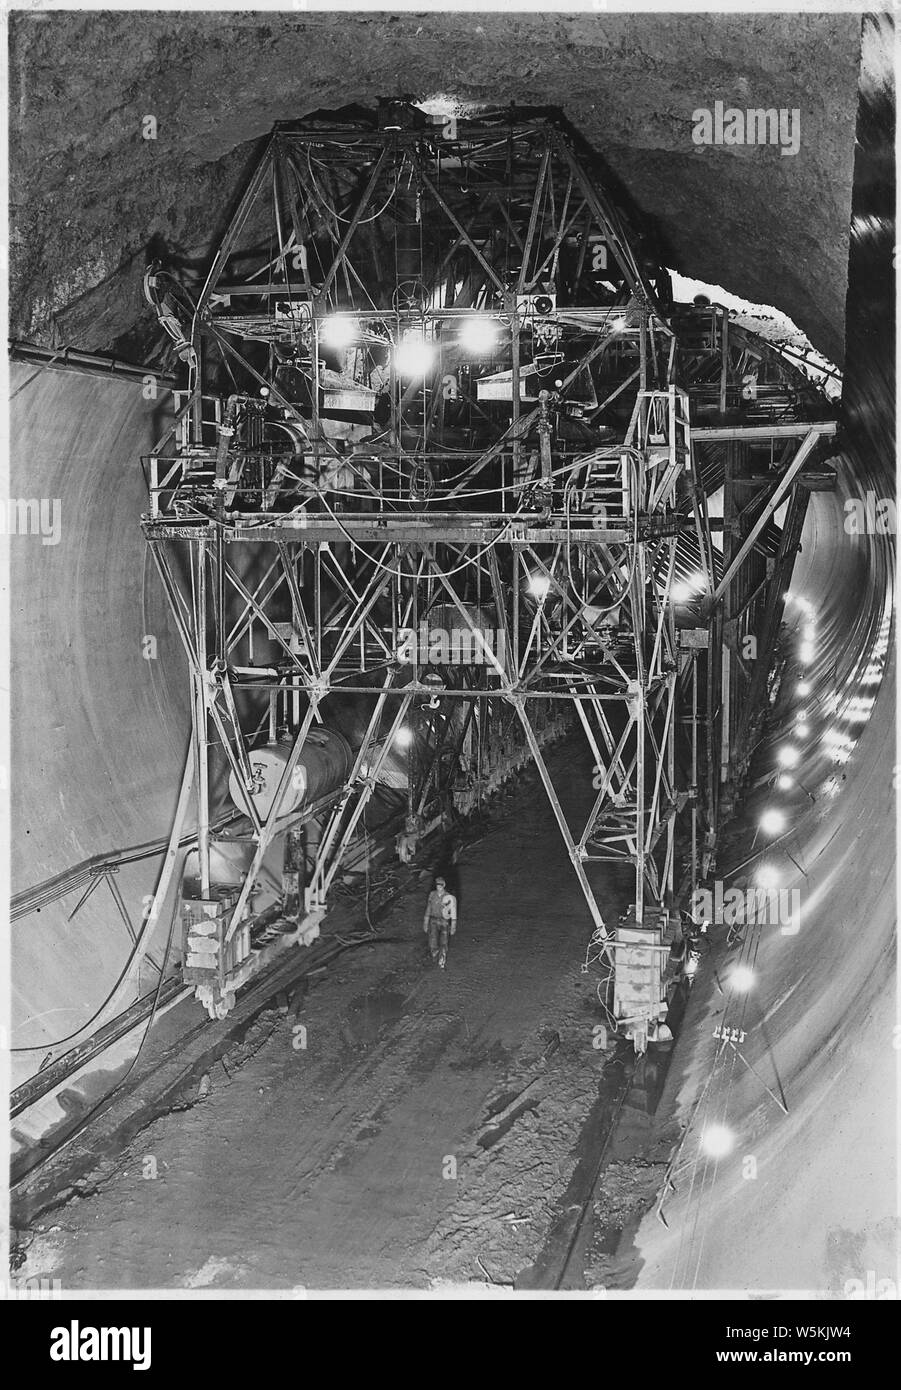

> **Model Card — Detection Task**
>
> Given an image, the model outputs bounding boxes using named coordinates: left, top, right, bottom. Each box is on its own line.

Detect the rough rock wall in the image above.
left=10, top=11, right=859, bottom=363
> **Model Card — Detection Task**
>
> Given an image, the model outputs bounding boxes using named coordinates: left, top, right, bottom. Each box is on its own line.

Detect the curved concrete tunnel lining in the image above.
left=626, top=406, right=896, bottom=1289
left=634, top=626, right=895, bottom=1289
left=9, top=367, right=189, bottom=879
left=8, top=366, right=193, bottom=1072
left=6, top=11, right=894, bottom=1293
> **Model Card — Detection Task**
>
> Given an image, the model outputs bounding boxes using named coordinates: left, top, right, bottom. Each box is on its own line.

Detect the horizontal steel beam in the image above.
left=272, top=120, right=553, bottom=143
left=10, top=339, right=178, bottom=388
left=143, top=516, right=685, bottom=545
left=215, top=685, right=647, bottom=701
left=711, top=426, right=824, bottom=605
left=691, top=420, right=837, bottom=442
left=206, top=303, right=645, bottom=324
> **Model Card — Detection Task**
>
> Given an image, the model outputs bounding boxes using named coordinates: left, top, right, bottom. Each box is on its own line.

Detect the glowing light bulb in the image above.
left=394, top=335, right=435, bottom=377
left=729, top=965, right=756, bottom=993
left=760, top=809, right=786, bottom=836
left=799, top=644, right=815, bottom=665
left=320, top=314, right=358, bottom=350
left=700, top=1124, right=735, bottom=1158
left=529, top=573, right=551, bottom=599
left=459, top=316, right=498, bottom=354
left=795, top=722, right=810, bottom=738
left=395, top=726, right=413, bottom=748
left=797, top=682, right=811, bottom=697
left=755, top=864, right=779, bottom=888
left=777, top=745, right=799, bottom=768
left=777, top=773, right=794, bottom=790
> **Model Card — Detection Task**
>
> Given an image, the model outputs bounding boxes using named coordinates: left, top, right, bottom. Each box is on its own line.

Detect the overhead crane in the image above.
left=141, top=101, right=836, bottom=1050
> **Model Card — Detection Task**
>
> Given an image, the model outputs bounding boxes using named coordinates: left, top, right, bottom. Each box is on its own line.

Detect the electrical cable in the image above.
left=305, top=147, right=401, bottom=226
left=295, top=452, right=594, bottom=503
left=13, top=900, right=180, bottom=1151
left=255, top=455, right=606, bottom=522
left=361, top=799, right=376, bottom=933
left=317, top=490, right=522, bottom=580
left=9, top=893, right=180, bottom=1055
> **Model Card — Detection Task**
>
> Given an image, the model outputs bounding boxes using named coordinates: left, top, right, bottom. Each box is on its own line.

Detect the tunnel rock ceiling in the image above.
left=10, top=10, right=859, bottom=366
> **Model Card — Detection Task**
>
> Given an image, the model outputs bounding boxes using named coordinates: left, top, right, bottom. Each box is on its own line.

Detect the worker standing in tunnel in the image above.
left=423, top=875, right=457, bottom=970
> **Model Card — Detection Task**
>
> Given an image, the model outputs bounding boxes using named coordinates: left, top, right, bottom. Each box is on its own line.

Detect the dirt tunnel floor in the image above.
left=20, top=742, right=639, bottom=1291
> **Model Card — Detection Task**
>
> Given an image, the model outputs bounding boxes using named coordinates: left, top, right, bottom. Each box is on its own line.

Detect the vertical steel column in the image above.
left=691, top=653, right=699, bottom=901
left=719, top=308, right=729, bottom=416
left=720, top=443, right=736, bottom=788
left=510, top=695, right=611, bottom=949
left=511, top=314, right=521, bottom=482
left=193, top=541, right=211, bottom=897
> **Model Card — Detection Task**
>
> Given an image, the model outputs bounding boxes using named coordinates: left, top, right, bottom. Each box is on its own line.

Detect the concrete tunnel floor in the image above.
left=18, top=739, right=652, bottom=1291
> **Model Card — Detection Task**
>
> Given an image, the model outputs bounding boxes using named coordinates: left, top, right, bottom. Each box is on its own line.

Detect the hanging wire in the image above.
left=305, top=148, right=401, bottom=226
left=317, top=491, right=523, bottom=580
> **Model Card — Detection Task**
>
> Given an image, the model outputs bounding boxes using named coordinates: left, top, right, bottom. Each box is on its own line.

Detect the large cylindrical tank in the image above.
left=228, top=728, right=353, bottom=820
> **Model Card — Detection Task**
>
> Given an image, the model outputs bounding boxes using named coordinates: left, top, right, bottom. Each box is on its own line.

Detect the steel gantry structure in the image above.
left=141, top=102, right=837, bottom=1048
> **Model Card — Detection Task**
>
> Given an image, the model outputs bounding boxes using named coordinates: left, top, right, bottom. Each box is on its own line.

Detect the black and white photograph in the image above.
left=3, top=0, right=896, bottom=1334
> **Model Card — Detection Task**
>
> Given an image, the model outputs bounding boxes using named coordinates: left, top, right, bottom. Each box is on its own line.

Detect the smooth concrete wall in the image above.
left=634, top=469, right=896, bottom=1292
left=9, top=362, right=190, bottom=1080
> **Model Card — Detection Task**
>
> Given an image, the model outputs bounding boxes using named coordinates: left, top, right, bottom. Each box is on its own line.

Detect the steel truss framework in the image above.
left=141, top=105, right=837, bottom=1045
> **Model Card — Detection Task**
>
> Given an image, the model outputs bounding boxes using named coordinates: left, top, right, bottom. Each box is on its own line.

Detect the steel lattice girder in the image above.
left=145, top=391, right=687, bottom=977
left=140, top=103, right=838, bottom=1039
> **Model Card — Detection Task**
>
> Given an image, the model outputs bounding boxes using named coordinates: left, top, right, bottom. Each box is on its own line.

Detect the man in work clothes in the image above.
left=423, top=876, right=457, bottom=969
